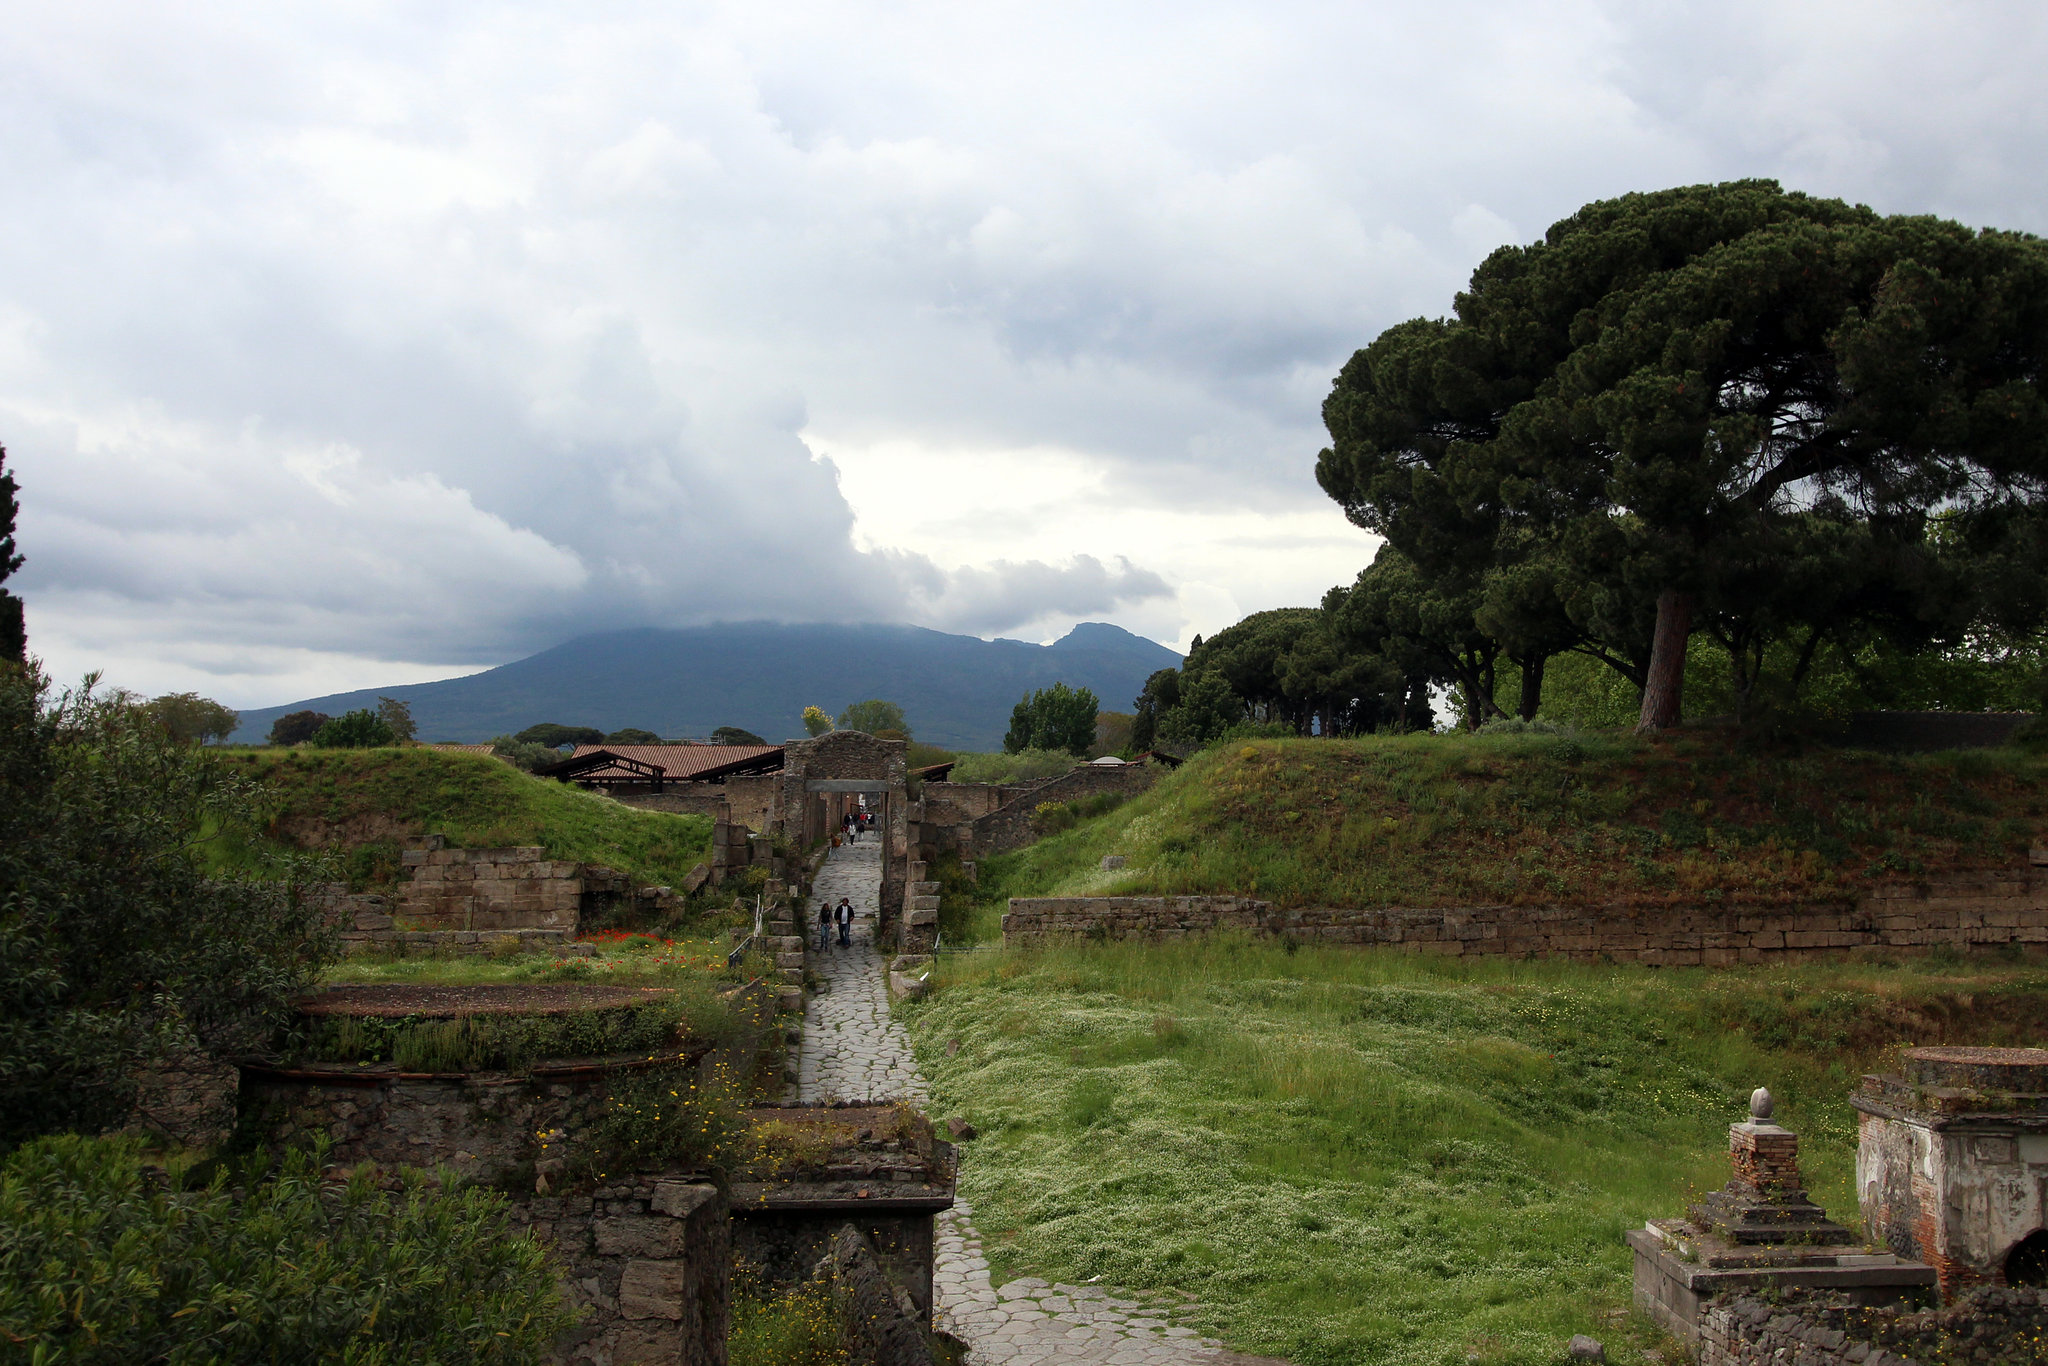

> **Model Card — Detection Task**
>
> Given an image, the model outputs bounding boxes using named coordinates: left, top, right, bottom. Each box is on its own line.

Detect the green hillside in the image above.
left=972, top=728, right=2047, bottom=918
left=213, top=747, right=712, bottom=890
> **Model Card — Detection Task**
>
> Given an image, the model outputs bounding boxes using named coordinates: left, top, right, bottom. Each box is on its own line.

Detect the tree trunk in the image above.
left=1519, top=655, right=1546, bottom=721
left=1636, top=589, right=1693, bottom=733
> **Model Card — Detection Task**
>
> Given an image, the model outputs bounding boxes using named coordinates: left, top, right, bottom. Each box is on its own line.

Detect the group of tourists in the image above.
left=839, top=810, right=876, bottom=842
left=817, top=895, right=855, bottom=949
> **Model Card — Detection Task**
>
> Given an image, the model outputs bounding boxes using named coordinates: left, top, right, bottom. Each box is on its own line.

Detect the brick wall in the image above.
left=1004, top=868, right=2048, bottom=962
left=970, top=764, right=1162, bottom=856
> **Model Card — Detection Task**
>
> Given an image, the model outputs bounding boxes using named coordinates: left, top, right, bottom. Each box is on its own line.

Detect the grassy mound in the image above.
left=972, top=729, right=2047, bottom=919
left=905, top=941, right=2048, bottom=1366
left=214, top=747, right=712, bottom=890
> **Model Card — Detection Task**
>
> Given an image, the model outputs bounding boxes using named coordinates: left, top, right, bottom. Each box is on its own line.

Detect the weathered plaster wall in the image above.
left=1006, top=868, right=2048, bottom=963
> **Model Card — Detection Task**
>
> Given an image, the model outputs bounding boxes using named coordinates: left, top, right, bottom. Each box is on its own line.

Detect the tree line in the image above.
left=1142, top=181, right=2048, bottom=742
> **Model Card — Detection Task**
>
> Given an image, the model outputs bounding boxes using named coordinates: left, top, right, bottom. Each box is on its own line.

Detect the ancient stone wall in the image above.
left=397, top=847, right=585, bottom=931
left=723, top=775, right=781, bottom=833
left=616, top=786, right=733, bottom=820
left=1005, top=867, right=2048, bottom=962
left=508, top=1179, right=730, bottom=1366
left=1698, top=1288, right=2047, bottom=1366
left=968, top=764, right=1160, bottom=856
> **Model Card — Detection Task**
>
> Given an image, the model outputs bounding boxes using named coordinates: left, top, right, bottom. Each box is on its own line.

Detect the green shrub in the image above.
left=312, top=709, right=396, bottom=748
left=0, top=1134, right=571, bottom=1364
left=0, top=669, right=333, bottom=1143
left=728, top=1263, right=846, bottom=1366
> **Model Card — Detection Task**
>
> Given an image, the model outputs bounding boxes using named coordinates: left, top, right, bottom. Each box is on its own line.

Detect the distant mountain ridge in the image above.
left=228, top=621, right=1182, bottom=751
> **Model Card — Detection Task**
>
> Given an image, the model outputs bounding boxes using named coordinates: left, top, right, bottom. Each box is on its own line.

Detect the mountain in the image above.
left=228, top=621, right=1183, bottom=751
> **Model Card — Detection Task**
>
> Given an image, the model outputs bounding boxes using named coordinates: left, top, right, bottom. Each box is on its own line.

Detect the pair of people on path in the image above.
left=816, top=895, right=855, bottom=949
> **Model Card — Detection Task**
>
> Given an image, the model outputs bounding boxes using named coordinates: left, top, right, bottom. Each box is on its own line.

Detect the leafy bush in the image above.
left=490, top=735, right=566, bottom=771
left=313, top=709, right=396, bottom=748
left=0, top=1134, right=571, bottom=1364
left=605, top=727, right=661, bottom=744
left=0, top=669, right=332, bottom=1143
left=728, top=1262, right=846, bottom=1366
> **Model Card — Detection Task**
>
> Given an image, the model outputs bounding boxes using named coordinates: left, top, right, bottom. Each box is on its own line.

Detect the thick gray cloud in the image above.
left=3, top=0, right=2044, bottom=703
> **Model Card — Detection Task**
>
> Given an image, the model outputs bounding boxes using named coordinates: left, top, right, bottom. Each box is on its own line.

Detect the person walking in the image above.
left=816, top=897, right=831, bottom=951
left=835, top=896, right=854, bottom=948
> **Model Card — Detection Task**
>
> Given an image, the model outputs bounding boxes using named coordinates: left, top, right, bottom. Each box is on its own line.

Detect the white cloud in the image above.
left=1, top=0, right=2043, bottom=702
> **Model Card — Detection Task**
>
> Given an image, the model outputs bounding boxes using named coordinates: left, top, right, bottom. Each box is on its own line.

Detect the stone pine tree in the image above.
left=1319, top=180, right=2048, bottom=731
left=0, top=445, right=23, bottom=664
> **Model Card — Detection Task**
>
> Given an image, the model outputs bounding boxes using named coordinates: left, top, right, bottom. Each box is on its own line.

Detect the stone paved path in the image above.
left=793, top=839, right=1282, bottom=1366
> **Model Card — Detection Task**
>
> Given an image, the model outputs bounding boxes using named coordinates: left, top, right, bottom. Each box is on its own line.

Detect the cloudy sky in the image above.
left=6, top=1, right=2046, bottom=706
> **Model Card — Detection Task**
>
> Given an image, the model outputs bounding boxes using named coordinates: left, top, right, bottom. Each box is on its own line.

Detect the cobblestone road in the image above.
left=793, top=839, right=1283, bottom=1366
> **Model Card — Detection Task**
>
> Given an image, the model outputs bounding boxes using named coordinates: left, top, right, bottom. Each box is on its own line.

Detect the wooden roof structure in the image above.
left=536, top=743, right=784, bottom=792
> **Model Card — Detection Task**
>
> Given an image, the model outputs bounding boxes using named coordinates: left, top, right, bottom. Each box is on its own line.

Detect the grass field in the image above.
left=951, top=730, right=2046, bottom=939
left=211, top=747, right=713, bottom=891
left=903, top=940, right=2048, bottom=1366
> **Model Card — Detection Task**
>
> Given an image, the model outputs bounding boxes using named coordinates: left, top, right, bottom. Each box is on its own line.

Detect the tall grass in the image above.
left=903, top=939, right=2048, bottom=1366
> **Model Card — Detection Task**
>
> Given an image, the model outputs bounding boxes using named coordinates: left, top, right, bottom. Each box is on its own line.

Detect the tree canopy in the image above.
left=514, top=722, right=605, bottom=748
left=313, top=709, right=395, bottom=748
left=1318, top=180, right=2048, bottom=730
left=837, top=698, right=909, bottom=737
left=1004, top=683, right=1099, bottom=755
left=0, top=446, right=21, bottom=665
left=711, top=725, right=766, bottom=746
left=266, top=710, right=330, bottom=746
left=604, top=727, right=662, bottom=745
left=143, top=693, right=239, bottom=745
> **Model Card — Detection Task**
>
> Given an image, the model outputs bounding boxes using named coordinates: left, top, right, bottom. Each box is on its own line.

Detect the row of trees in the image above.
left=1144, top=182, right=2048, bottom=740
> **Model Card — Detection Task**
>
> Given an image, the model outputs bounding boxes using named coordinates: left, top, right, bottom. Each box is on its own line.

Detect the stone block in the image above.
left=352, top=910, right=395, bottom=931
left=596, top=1217, right=690, bottom=1259
left=619, top=1259, right=690, bottom=1319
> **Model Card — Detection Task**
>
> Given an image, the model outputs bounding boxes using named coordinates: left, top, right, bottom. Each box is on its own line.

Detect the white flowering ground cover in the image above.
left=903, top=937, right=2048, bottom=1366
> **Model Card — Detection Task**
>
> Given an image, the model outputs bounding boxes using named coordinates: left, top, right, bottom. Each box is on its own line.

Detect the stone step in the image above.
left=779, top=967, right=804, bottom=985
left=906, top=907, right=939, bottom=927
left=908, top=895, right=941, bottom=912
left=767, top=935, right=805, bottom=953
left=775, top=952, right=806, bottom=970
left=911, top=882, right=941, bottom=896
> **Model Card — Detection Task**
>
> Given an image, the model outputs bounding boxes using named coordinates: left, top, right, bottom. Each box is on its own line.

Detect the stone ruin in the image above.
left=1632, top=1059, right=2048, bottom=1363
left=1630, top=1087, right=1935, bottom=1344
left=1855, top=1045, right=2048, bottom=1299
left=241, top=984, right=959, bottom=1365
